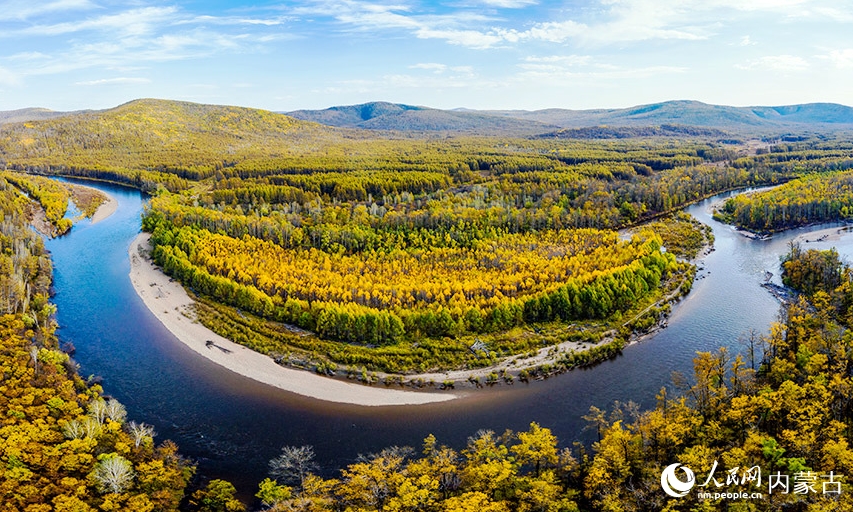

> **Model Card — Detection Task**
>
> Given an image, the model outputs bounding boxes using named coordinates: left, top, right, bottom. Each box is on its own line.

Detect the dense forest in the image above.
left=3, top=100, right=853, bottom=377
left=4, top=178, right=853, bottom=511
left=230, top=245, right=853, bottom=511
left=5, top=100, right=853, bottom=509
left=715, top=139, right=853, bottom=232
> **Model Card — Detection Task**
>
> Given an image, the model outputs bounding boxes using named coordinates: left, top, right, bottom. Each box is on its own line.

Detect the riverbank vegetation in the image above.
left=3, top=99, right=851, bottom=375
left=6, top=100, right=853, bottom=509
left=714, top=138, right=853, bottom=232
left=215, top=245, right=853, bottom=511
left=0, top=178, right=194, bottom=511
left=1, top=171, right=106, bottom=236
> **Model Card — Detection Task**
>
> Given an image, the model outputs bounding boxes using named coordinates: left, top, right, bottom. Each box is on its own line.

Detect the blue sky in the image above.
left=1, top=0, right=853, bottom=111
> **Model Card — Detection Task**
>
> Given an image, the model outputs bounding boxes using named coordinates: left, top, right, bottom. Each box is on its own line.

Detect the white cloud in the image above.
left=295, top=0, right=714, bottom=48
left=0, top=0, right=96, bottom=21
left=6, top=51, right=51, bottom=61
left=812, top=6, right=853, bottom=22
left=181, top=15, right=293, bottom=27
left=5, top=30, right=251, bottom=79
left=15, top=7, right=180, bottom=37
left=737, top=54, right=810, bottom=71
left=739, top=35, right=755, bottom=46
left=414, top=27, right=504, bottom=48
left=74, top=77, right=151, bottom=86
left=828, top=49, right=853, bottom=68
left=520, top=55, right=594, bottom=73
left=476, top=0, right=538, bottom=7
left=406, top=63, right=476, bottom=77
left=410, top=63, right=447, bottom=72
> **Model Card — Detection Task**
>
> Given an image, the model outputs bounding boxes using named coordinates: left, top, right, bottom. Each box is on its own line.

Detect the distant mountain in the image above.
left=287, top=101, right=559, bottom=135
left=292, top=100, right=853, bottom=135
left=0, top=107, right=85, bottom=125
left=486, top=100, right=853, bottom=131
left=748, top=103, right=853, bottom=124
left=537, top=124, right=729, bottom=140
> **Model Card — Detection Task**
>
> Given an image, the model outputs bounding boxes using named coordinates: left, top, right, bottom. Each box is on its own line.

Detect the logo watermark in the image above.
left=661, top=464, right=695, bottom=498
left=660, top=461, right=843, bottom=500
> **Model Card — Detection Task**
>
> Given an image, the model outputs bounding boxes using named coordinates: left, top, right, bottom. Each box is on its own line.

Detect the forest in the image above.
left=3, top=100, right=853, bottom=377
left=4, top=100, right=853, bottom=509
left=714, top=138, right=853, bottom=232
left=222, top=244, right=853, bottom=512
left=0, top=177, right=194, bottom=511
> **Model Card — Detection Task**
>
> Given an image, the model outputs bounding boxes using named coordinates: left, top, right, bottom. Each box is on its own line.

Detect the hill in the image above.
left=0, top=98, right=350, bottom=180
left=0, top=107, right=86, bottom=125
left=287, top=101, right=559, bottom=135
left=292, top=100, right=853, bottom=134
left=487, top=100, right=853, bottom=130
left=535, top=124, right=729, bottom=140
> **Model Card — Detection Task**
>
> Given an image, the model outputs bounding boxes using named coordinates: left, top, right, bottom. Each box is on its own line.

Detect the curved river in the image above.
left=45, top=180, right=853, bottom=495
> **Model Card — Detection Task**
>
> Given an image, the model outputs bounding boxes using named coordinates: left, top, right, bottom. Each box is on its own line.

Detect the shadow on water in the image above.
left=46, top=180, right=840, bottom=496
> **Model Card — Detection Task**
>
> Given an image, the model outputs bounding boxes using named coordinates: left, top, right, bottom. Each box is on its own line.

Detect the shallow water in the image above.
left=45, top=180, right=850, bottom=495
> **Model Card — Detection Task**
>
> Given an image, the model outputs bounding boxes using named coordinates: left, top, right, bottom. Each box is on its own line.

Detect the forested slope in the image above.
left=5, top=99, right=853, bottom=509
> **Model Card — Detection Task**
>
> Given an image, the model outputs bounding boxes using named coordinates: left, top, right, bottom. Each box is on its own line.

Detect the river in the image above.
left=44, top=180, right=850, bottom=497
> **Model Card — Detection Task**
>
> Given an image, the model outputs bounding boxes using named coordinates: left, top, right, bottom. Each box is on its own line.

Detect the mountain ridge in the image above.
left=3, top=98, right=853, bottom=144
left=288, top=99, right=853, bottom=133
left=287, top=101, right=559, bottom=135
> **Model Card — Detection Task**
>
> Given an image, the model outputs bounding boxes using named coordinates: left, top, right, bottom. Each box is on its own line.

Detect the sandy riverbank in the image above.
left=90, top=193, right=117, bottom=224
left=793, top=225, right=853, bottom=245
left=128, top=233, right=457, bottom=406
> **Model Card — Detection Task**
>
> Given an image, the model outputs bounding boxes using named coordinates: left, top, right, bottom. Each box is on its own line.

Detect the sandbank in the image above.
left=793, top=225, right=853, bottom=245
left=90, top=193, right=118, bottom=224
left=128, top=233, right=456, bottom=406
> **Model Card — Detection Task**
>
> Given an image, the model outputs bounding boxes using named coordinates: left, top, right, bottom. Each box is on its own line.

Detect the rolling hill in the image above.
left=0, top=107, right=86, bottom=125
left=286, top=101, right=559, bottom=135
left=291, top=100, right=853, bottom=134
left=0, top=98, right=350, bottom=174
left=482, top=100, right=853, bottom=130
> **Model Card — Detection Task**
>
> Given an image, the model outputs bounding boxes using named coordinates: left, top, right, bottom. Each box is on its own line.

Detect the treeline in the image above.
left=147, top=221, right=674, bottom=345
left=719, top=170, right=853, bottom=231
left=142, top=161, right=777, bottom=259
left=250, top=423, right=581, bottom=512
left=2, top=164, right=191, bottom=193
